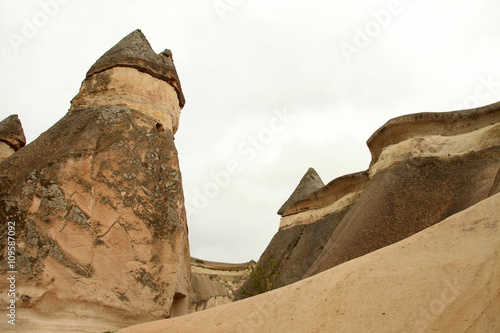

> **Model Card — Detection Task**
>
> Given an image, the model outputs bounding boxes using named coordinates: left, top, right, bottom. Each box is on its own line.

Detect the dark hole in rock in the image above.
left=156, top=123, right=165, bottom=132
left=170, top=292, right=187, bottom=317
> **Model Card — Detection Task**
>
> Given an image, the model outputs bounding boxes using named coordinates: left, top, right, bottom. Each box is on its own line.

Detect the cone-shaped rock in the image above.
left=86, top=29, right=185, bottom=108
left=277, top=167, right=324, bottom=216
left=239, top=171, right=367, bottom=297
left=0, top=114, right=26, bottom=162
left=0, top=30, right=190, bottom=332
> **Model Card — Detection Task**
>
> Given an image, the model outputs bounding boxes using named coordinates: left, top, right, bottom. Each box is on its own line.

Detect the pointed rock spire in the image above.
left=0, top=114, right=26, bottom=151
left=86, top=29, right=185, bottom=107
left=278, top=167, right=324, bottom=216
left=0, top=30, right=191, bottom=325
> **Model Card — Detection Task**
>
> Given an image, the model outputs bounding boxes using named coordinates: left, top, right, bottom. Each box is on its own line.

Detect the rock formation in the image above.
left=118, top=192, right=500, bottom=333
left=240, top=102, right=499, bottom=295
left=277, top=167, right=324, bottom=216
left=189, top=257, right=253, bottom=312
left=1, top=26, right=499, bottom=332
left=0, top=114, right=26, bottom=163
left=0, top=30, right=190, bottom=332
left=240, top=169, right=368, bottom=294
left=306, top=101, right=500, bottom=276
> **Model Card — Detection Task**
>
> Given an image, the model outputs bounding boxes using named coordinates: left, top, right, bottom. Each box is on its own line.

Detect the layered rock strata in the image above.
left=189, top=257, right=253, bottom=312
left=0, top=30, right=190, bottom=332
left=242, top=102, right=500, bottom=294
left=118, top=192, right=500, bottom=333
left=307, top=101, right=500, bottom=276
left=0, top=114, right=26, bottom=163
left=278, top=170, right=368, bottom=230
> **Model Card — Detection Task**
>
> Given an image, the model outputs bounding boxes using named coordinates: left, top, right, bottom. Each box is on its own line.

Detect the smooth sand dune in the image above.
left=119, top=193, right=500, bottom=333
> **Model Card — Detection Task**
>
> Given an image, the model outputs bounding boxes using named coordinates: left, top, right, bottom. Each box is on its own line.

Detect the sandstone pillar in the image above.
left=0, top=30, right=190, bottom=331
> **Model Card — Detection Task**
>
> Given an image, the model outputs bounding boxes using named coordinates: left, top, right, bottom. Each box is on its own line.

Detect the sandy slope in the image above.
left=119, top=193, right=500, bottom=333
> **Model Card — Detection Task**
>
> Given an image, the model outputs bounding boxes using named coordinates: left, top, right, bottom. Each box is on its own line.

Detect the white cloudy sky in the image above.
left=1, top=1, right=499, bottom=263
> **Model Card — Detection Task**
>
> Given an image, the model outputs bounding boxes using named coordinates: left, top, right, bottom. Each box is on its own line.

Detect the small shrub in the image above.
left=241, top=259, right=281, bottom=297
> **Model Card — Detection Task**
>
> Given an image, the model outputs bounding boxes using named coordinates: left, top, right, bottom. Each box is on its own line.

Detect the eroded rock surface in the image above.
left=242, top=102, right=500, bottom=294
left=307, top=102, right=500, bottom=277
left=0, top=30, right=190, bottom=332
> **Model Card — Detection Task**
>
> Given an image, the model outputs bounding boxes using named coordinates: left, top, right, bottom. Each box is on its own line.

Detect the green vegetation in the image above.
left=241, top=259, right=281, bottom=297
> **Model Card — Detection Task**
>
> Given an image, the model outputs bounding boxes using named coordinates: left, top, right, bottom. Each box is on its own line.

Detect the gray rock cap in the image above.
left=86, top=29, right=185, bottom=108
left=277, top=167, right=324, bottom=215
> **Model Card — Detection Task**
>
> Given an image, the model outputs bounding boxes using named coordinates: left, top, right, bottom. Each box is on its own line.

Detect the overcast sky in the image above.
left=1, top=1, right=500, bottom=263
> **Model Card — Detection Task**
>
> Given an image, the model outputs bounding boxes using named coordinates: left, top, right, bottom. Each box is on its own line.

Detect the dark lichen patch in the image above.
left=115, top=290, right=129, bottom=302
left=38, top=184, right=69, bottom=212
left=133, top=268, right=157, bottom=290
left=20, top=294, right=31, bottom=303
left=153, top=294, right=167, bottom=305
left=65, top=205, right=90, bottom=228
left=94, top=238, right=106, bottom=246
left=88, top=71, right=111, bottom=93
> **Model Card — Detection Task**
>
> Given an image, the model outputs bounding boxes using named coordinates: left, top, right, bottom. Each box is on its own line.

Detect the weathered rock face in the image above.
left=118, top=192, right=500, bottom=333
left=189, top=257, right=252, bottom=312
left=306, top=102, right=500, bottom=277
left=0, top=114, right=26, bottom=163
left=0, top=30, right=190, bottom=332
left=242, top=102, right=500, bottom=294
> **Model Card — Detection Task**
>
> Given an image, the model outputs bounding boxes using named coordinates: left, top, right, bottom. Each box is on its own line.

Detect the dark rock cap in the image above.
left=277, top=167, right=324, bottom=215
left=0, top=114, right=26, bottom=151
left=86, top=29, right=185, bottom=108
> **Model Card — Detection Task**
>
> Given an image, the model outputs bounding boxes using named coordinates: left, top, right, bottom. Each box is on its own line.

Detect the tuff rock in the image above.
left=0, top=30, right=190, bottom=332
left=241, top=102, right=500, bottom=295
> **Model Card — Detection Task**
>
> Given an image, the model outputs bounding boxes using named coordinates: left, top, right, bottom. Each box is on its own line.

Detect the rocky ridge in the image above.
left=241, top=101, right=500, bottom=293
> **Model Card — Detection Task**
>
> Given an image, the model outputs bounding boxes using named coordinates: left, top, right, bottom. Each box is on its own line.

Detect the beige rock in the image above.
left=71, top=66, right=181, bottom=134
left=0, top=30, right=190, bottom=332
left=370, top=122, right=500, bottom=177
left=118, top=193, right=500, bottom=333
left=0, top=142, right=15, bottom=162
left=279, top=170, right=368, bottom=218
left=366, top=101, right=500, bottom=166
left=279, top=190, right=363, bottom=230
left=189, top=258, right=252, bottom=312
